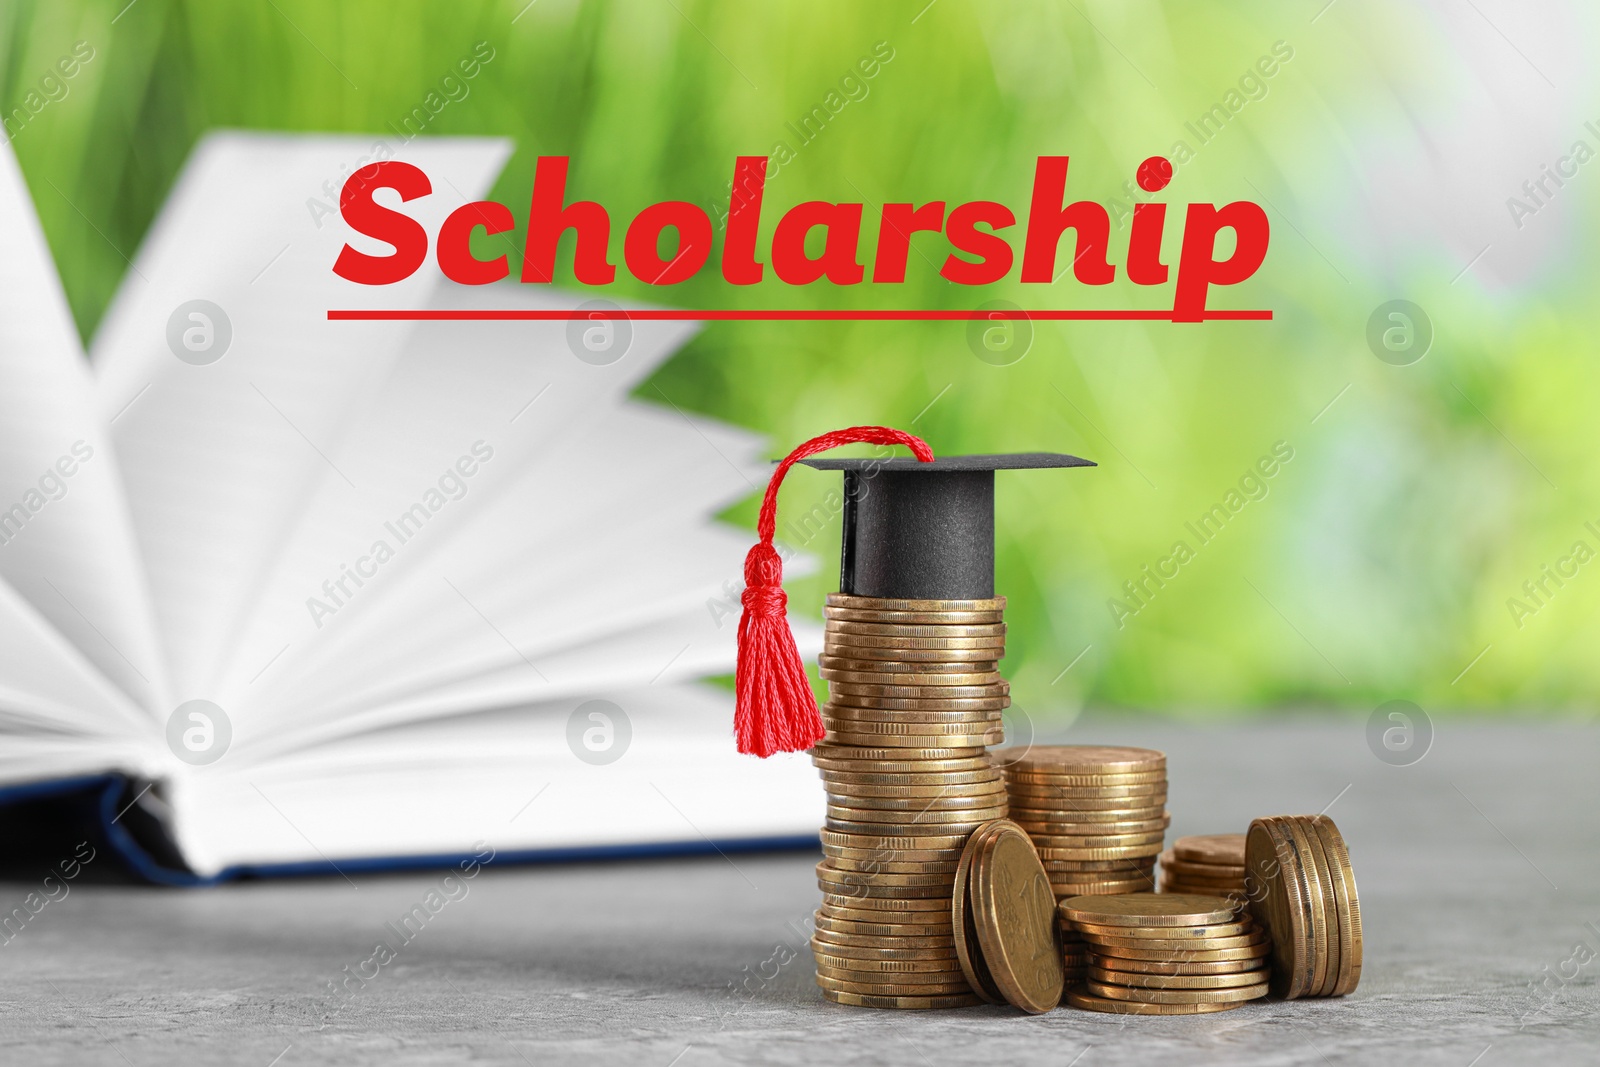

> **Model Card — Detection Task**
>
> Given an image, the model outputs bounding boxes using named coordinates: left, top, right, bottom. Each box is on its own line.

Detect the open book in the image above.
left=0, top=133, right=822, bottom=882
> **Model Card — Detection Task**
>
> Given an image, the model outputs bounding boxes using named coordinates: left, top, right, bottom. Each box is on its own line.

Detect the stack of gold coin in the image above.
left=1058, top=893, right=1271, bottom=1014
left=810, top=594, right=1012, bottom=1009
left=996, top=746, right=1167, bottom=899
left=1244, top=815, right=1363, bottom=999
left=1160, top=833, right=1247, bottom=898
left=1060, top=923, right=1090, bottom=987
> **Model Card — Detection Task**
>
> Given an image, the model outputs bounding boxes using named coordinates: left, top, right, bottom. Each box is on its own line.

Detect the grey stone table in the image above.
left=2, top=716, right=1597, bottom=1065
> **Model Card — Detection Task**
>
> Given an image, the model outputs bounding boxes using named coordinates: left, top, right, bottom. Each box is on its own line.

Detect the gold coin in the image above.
left=1025, top=828, right=1166, bottom=846
left=1047, top=871, right=1158, bottom=888
left=997, top=745, right=1165, bottom=775
left=1275, top=817, right=1333, bottom=998
left=970, top=820, right=1065, bottom=1014
left=828, top=802, right=1007, bottom=823
left=1029, top=816, right=1172, bottom=838
left=826, top=820, right=999, bottom=839
left=825, top=620, right=1007, bottom=638
left=818, top=987, right=984, bottom=1009
left=1299, top=816, right=1348, bottom=998
left=1000, top=766, right=1167, bottom=787
left=827, top=593, right=1006, bottom=612
left=830, top=681, right=1009, bottom=700
left=1080, top=930, right=1266, bottom=952
left=1251, top=818, right=1314, bottom=999
left=821, top=829, right=971, bottom=851
left=813, top=914, right=957, bottom=939
left=1063, top=989, right=1241, bottom=1014
left=820, top=668, right=1002, bottom=688
left=823, top=842, right=967, bottom=862
left=813, top=971, right=973, bottom=997
left=1173, top=833, right=1247, bottom=866
left=812, top=931, right=956, bottom=954
left=1040, top=854, right=1158, bottom=871
left=1015, top=806, right=1168, bottom=826
left=825, top=632, right=1008, bottom=651
left=1314, top=816, right=1362, bottom=996
left=825, top=788, right=1007, bottom=810
left=1005, top=782, right=1167, bottom=800
left=823, top=607, right=1005, bottom=626
left=818, top=883, right=954, bottom=902
left=951, top=820, right=1009, bottom=1005
left=817, top=862, right=954, bottom=888
left=1072, top=919, right=1253, bottom=940
left=826, top=857, right=962, bottom=876
left=1096, top=955, right=1267, bottom=976
left=823, top=647, right=1004, bottom=665
left=1087, top=966, right=1266, bottom=989
left=812, top=750, right=990, bottom=772
left=1159, top=874, right=1243, bottom=892
left=1026, top=843, right=1163, bottom=861
left=824, top=777, right=1004, bottom=799
left=817, top=906, right=951, bottom=929
left=813, top=951, right=966, bottom=975
left=827, top=696, right=1011, bottom=713
left=820, top=768, right=1004, bottom=787
left=1090, top=940, right=1269, bottom=963
left=1085, top=979, right=1267, bottom=1004
left=825, top=732, right=1003, bottom=752
left=1008, top=792, right=1169, bottom=812
left=820, top=892, right=952, bottom=912
left=1060, top=893, right=1240, bottom=928
left=822, top=714, right=1003, bottom=735
left=820, top=654, right=1000, bottom=673
left=1159, top=853, right=1246, bottom=878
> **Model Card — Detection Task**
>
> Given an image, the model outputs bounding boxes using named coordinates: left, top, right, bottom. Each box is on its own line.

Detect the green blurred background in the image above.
left=4, top=0, right=1596, bottom=718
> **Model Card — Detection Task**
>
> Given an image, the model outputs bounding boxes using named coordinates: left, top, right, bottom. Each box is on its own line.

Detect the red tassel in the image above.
left=734, top=426, right=935, bottom=757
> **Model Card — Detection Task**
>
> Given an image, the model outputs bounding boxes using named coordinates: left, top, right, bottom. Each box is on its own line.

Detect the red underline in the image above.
left=326, top=309, right=1273, bottom=321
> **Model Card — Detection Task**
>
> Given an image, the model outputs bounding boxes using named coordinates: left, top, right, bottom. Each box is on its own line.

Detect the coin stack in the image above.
left=1059, top=894, right=1271, bottom=1014
left=1244, top=815, right=1363, bottom=999
left=1160, top=833, right=1247, bottom=899
left=997, top=746, right=1168, bottom=900
left=810, top=593, right=1012, bottom=1010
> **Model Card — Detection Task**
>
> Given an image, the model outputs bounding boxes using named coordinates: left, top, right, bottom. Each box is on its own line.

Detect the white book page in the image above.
left=90, top=133, right=511, bottom=707
left=0, top=141, right=168, bottom=718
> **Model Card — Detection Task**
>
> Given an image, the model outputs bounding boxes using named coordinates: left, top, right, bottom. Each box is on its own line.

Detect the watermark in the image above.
left=1505, top=119, right=1600, bottom=230
left=1516, top=918, right=1600, bottom=1029
left=1505, top=524, right=1600, bottom=629
left=166, top=700, right=232, bottom=765
left=1366, top=699, right=1432, bottom=767
left=967, top=300, right=1032, bottom=365
left=1365, top=300, right=1431, bottom=366
left=167, top=300, right=233, bottom=365
left=0, top=440, right=96, bottom=548
left=1108, top=441, right=1294, bottom=628
left=319, top=842, right=495, bottom=1021
left=567, top=699, right=631, bottom=765
left=305, top=441, right=495, bottom=629
left=0, top=840, right=96, bottom=946
left=565, top=300, right=632, bottom=365
left=385, top=41, right=497, bottom=143
left=2, top=41, right=95, bottom=142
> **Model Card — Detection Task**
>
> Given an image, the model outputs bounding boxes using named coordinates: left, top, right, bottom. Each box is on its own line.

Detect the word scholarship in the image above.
left=331, top=155, right=1271, bottom=321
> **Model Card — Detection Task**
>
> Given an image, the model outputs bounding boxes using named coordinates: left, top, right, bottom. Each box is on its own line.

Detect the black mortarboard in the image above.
left=797, top=453, right=1095, bottom=600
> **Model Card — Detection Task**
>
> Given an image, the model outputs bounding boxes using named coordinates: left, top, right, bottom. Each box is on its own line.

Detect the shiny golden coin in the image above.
left=1029, top=816, right=1172, bottom=839
left=1041, top=854, right=1159, bottom=870
left=820, top=668, right=1003, bottom=688
left=1015, top=806, right=1168, bottom=826
left=1088, top=940, right=1268, bottom=963
left=827, top=593, right=1006, bottom=612
left=817, top=907, right=951, bottom=929
left=1096, top=955, right=1267, bottom=977
left=830, top=681, right=1009, bottom=700
left=818, top=988, right=983, bottom=1010
left=820, top=768, right=1004, bottom=787
left=1016, top=818, right=1169, bottom=838
left=1024, top=827, right=1166, bottom=846
left=822, top=714, right=1002, bottom=735
left=1173, top=833, right=1247, bottom=866
left=970, top=820, right=1065, bottom=1014
left=813, top=914, right=958, bottom=940
left=1049, top=883, right=1157, bottom=900
left=826, top=620, right=1007, bottom=638
left=825, top=631, right=1008, bottom=651
left=1159, top=874, right=1243, bottom=892
left=1314, top=816, right=1361, bottom=997
left=1087, top=966, right=1266, bottom=990
left=1072, top=919, right=1254, bottom=940
left=822, top=607, right=1004, bottom=626
left=825, top=789, right=1007, bottom=811
left=1085, top=979, right=1267, bottom=1004
left=1060, top=893, right=1240, bottom=928
left=817, top=862, right=955, bottom=888
left=951, top=820, right=1009, bottom=1005
left=813, top=971, right=973, bottom=996
left=812, top=931, right=957, bottom=954
left=818, top=883, right=955, bottom=902
left=820, top=654, right=1001, bottom=673
left=812, top=750, right=990, bottom=772
left=1301, top=816, right=1348, bottom=998
left=820, top=892, right=952, bottom=912
left=826, top=820, right=998, bottom=840
left=1160, top=852, right=1246, bottom=877
left=813, top=951, right=967, bottom=975
left=997, top=745, right=1165, bottom=775
left=823, top=842, right=967, bottom=862
left=1275, top=817, right=1333, bottom=998
left=1080, top=930, right=1266, bottom=953
left=821, top=829, right=972, bottom=851
left=1005, top=781, right=1168, bottom=800
left=824, top=776, right=1004, bottom=799
left=826, top=857, right=962, bottom=876
left=827, top=696, right=1011, bottom=714
left=827, top=802, right=1008, bottom=823
left=1048, top=870, right=1158, bottom=887
left=1025, top=843, right=1163, bottom=862
left=1000, top=766, right=1167, bottom=787
left=823, top=646, right=1004, bottom=665
left=1063, top=989, right=1241, bottom=1014
left=825, top=734, right=1003, bottom=753
left=1008, top=793, right=1169, bottom=813
left=1247, top=819, right=1313, bottom=999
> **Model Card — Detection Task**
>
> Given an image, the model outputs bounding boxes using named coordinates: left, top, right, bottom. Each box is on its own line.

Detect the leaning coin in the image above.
left=951, top=819, right=1010, bottom=1005
left=971, top=821, right=1065, bottom=1014
left=1276, top=817, right=1333, bottom=998
left=1314, top=815, right=1363, bottom=996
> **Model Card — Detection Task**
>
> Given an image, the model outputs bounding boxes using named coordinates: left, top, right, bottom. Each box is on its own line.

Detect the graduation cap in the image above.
left=734, top=426, right=1094, bottom=757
